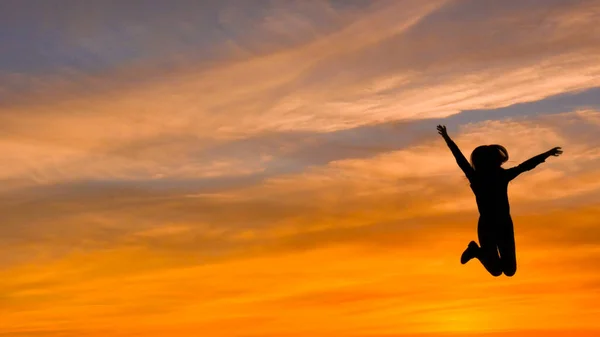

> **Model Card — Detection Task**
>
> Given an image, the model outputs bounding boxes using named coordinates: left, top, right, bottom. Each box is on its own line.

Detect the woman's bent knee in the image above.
left=490, top=268, right=503, bottom=277
left=503, top=265, right=517, bottom=277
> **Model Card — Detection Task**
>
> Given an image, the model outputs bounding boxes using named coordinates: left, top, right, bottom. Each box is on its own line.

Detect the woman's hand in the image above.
left=547, top=147, right=563, bottom=157
left=437, top=125, right=449, bottom=138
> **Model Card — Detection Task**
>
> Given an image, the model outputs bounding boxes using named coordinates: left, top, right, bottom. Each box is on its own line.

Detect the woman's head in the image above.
left=470, top=144, right=509, bottom=171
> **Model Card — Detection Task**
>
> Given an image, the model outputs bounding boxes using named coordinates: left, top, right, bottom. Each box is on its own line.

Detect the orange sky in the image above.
left=1, top=1, right=600, bottom=336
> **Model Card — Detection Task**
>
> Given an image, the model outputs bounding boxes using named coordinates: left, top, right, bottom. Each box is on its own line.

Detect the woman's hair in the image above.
left=470, top=144, right=509, bottom=171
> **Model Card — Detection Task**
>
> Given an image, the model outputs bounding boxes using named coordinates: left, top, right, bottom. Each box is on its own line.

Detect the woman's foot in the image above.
left=461, top=241, right=479, bottom=264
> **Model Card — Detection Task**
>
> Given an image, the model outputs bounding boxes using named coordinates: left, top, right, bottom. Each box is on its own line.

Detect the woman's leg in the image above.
left=476, top=218, right=503, bottom=277
left=497, top=217, right=517, bottom=276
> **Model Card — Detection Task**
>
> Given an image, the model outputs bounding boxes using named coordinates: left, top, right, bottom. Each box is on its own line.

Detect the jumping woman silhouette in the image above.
left=437, top=125, right=563, bottom=277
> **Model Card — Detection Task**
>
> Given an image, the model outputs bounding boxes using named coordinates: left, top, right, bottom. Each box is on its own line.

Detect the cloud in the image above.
left=0, top=0, right=598, bottom=193
left=2, top=110, right=599, bottom=266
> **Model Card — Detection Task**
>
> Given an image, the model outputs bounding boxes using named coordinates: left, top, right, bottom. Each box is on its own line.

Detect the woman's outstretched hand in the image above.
left=547, top=147, right=563, bottom=157
left=437, top=125, right=449, bottom=138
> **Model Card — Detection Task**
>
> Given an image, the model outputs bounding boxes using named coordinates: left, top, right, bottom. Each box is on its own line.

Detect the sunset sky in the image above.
left=1, top=1, right=600, bottom=336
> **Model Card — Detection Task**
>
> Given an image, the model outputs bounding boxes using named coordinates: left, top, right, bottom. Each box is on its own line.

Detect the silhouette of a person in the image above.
left=437, top=125, right=562, bottom=277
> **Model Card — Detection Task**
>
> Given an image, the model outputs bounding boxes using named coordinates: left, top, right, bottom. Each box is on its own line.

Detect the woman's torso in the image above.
left=469, top=169, right=512, bottom=218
